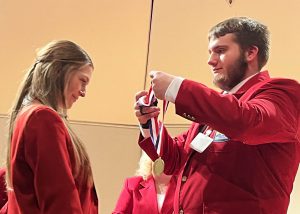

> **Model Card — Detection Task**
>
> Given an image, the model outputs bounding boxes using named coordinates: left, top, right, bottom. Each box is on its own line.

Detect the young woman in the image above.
left=6, top=40, right=98, bottom=213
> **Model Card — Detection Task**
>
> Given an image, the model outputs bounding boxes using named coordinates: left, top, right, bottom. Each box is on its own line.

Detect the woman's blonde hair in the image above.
left=7, top=40, right=94, bottom=187
left=135, top=151, right=153, bottom=180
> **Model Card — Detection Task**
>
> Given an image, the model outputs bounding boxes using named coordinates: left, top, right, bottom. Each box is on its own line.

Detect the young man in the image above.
left=134, top=17, right=300, bottom=214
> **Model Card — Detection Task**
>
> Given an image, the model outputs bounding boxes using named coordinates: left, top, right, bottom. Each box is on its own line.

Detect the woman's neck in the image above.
left=155, top=182, right=168, bottom=194
left=154, top=174, right=171, bottom=194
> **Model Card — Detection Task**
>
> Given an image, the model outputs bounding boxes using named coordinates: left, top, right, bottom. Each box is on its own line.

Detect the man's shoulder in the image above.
left=248, top=77, right=300, bottom=103
left=260, top=77, right=300, bottom=90
left=244, top=71, right=299, bottom=91
left=269, top=77, right=299, bottom=84
left=240, top=75, right=300, bottom=102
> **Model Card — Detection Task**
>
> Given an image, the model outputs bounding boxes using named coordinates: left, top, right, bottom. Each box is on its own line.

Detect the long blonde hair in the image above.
left=135, top=151, right=153, bottom=180
left=7, top=40, right=94, bottom=187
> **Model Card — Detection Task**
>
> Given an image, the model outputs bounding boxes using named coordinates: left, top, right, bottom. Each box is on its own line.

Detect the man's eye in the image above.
left=217, top=49, right=225, bottom=54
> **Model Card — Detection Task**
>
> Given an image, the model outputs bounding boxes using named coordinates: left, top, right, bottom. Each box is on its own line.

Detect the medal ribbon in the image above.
left=155, top=99, right=168, bottom=155
left=139, top=86, right=169, bottom=156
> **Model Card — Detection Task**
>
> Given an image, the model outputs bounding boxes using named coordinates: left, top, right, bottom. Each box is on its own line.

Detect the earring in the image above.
left=80, top=90, right=86, bottom=97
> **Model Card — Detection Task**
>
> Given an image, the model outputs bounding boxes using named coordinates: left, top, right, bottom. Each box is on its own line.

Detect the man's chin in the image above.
left=213, top=79, right=230, bottom=91
left=214, top=76, right=224, bottom=86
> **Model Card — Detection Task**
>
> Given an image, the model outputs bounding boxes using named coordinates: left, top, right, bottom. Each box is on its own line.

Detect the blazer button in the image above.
left=183, top=113, right=187, bottom=117
left=181, top=176, right=187, bottom=182
left=179, top=209, right=184, bottom=214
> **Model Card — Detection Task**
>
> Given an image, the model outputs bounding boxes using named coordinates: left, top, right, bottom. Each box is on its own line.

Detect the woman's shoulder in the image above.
left=125, top=176, right=144, bottom=184
left=27, top=104, right=57, bottom=115
left=15, top=104, right=63, bottom=132
left=22, top=104, right=61, bottom=122
left=123, top=176, right=151, bottom=188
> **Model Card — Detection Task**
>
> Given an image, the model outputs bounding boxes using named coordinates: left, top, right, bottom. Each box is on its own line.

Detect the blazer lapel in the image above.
left=139, top=177, right=159, bottom=213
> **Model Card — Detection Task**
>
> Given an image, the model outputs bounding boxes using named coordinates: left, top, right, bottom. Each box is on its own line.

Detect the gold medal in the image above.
left=153, top=157, right=165, bottom=176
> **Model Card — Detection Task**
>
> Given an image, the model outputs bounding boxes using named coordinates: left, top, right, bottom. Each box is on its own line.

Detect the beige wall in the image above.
left=1, top=0, right=300, bottom=213
left=1, top=0, right=299, bottom=124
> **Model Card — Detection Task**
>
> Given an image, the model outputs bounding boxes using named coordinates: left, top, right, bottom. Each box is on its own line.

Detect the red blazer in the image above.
left=139, top=71, right=300, bottom=214
left=112, top=176, right=176, bottom=214
left=8, top=105, right=98, bottom=214
left=0, top=168, right=7, bottom=212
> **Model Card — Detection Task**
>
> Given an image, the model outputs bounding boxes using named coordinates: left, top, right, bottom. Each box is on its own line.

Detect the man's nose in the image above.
left=207, top=53, right=218, bottom=66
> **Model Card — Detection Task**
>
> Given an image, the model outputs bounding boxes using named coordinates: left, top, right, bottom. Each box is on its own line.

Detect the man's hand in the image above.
left=134, top=91, right=160, bottom=125
left=150, top=71, right=176, bottom=100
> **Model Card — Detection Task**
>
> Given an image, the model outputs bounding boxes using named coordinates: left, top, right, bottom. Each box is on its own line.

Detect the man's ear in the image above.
left=245, top=46, right=259, bottom=62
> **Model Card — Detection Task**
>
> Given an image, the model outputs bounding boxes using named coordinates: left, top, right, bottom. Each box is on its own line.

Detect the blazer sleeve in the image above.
left=139, top=123, right=197, bottom=175
left=112, top=178, right=133, bottom=214
left=23, top=108, right=83, bottom=214
left=175, top=78, right=300, bottom=145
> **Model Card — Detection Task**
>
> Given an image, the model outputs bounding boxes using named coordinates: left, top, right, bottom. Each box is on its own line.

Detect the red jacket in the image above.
left=139, top=71, right=300, bottom=214
left=8, top=105, right=98, bottom=214
left=113, top=176, right=176, bottom=214
left=0, top=168, right=7, bottom=213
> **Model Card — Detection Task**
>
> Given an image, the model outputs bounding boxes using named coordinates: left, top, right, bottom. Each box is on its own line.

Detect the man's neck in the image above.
left=228, top=71, right=260, bottom=94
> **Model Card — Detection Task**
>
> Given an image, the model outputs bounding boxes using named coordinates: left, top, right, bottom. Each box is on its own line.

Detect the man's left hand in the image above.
left=149, top=71, right=176, bottom=100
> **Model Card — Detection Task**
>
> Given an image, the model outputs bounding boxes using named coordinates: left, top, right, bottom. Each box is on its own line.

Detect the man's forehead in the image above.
left=208, top=33, right=236, bottom=49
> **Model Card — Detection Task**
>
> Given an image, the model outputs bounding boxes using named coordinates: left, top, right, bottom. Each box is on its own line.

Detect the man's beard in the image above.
left=213, top=54, right=248, bottom=91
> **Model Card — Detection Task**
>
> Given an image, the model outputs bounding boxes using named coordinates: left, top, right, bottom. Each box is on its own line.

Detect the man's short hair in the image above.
left=208, top=17, right=270, bottom=70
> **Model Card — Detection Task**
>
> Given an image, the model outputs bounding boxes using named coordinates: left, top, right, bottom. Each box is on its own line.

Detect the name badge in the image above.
left=190, top=133, right=213, bottom=153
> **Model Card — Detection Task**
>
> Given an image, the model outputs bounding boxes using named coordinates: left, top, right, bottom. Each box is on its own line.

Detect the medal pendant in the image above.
left=153, top=157, right=165, bottom=176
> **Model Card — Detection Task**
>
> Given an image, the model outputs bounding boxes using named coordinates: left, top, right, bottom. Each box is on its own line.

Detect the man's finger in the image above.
left=149, top=70, right=157, bottom=79
left=135, top=90, right=147, bottom=101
